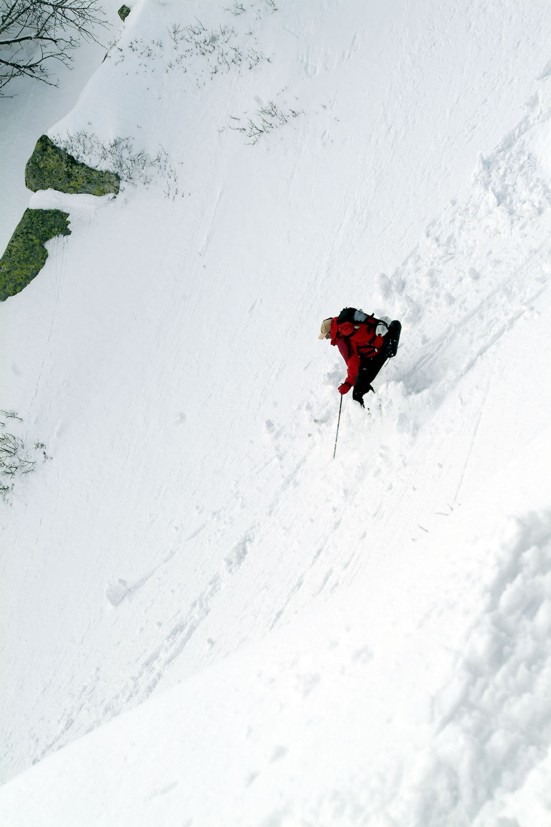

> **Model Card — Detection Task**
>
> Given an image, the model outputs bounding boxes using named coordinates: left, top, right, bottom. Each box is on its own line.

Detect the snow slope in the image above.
left=1, top=0, right=551, bottom=823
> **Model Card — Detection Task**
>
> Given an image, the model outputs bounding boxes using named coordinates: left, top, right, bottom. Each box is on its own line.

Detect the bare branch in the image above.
left=0, top=0, right=107, bottom=95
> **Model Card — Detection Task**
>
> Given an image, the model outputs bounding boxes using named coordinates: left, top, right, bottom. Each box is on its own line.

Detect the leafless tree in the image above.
left=0, top=0, right=106, bottom=95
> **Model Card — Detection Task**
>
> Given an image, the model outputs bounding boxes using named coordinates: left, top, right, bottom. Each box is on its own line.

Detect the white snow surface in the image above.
left=1, top=1, right=551, bottom=824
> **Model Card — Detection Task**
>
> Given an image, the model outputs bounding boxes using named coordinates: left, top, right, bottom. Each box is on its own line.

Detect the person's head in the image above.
left=318, top=318, right=332, bottom=339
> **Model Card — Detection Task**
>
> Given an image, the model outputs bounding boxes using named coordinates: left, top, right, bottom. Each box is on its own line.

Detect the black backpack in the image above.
left=337, top=307, right=386, bottom=329
left=337, top=308, right=401, bottom=358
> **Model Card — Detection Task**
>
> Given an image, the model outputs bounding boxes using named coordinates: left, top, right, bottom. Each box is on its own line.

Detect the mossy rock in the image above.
left=0, top=209, right=71, bottom=301
left=25, top=135, right=120, bottom=196
left=118, top=4, right=131, bottom=21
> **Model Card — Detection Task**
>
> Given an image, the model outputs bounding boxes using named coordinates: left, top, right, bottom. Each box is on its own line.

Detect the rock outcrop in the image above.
left=25, top=135, right=120, bottom=197
left=0, top=209, right=71, bottom=301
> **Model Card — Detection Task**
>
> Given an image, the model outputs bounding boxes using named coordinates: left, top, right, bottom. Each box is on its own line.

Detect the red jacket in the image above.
left=330, top=316, right=385, bottom=386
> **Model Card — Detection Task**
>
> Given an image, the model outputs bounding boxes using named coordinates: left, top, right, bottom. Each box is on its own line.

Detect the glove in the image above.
left=338, top=382, right=352, bottom=395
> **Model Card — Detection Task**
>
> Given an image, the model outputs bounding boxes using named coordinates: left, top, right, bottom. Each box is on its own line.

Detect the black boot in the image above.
left=352, top=386, right=373, bottom=407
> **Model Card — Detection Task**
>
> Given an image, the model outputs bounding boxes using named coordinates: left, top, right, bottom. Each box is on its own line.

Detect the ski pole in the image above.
left=333, top=395, right=343, bottom=459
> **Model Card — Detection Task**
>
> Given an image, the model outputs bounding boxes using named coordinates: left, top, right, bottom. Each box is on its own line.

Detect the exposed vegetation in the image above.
left=229, top=100, right=301, bottom=144
left=1, top=410, right=48, bottom=501
left=110, top=19, right=270, bottom=84
left=54, top=130, right=182, bottom=197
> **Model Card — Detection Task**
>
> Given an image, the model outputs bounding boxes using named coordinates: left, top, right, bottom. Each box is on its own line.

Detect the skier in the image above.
left=319, top=308, right=401, bottom=407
